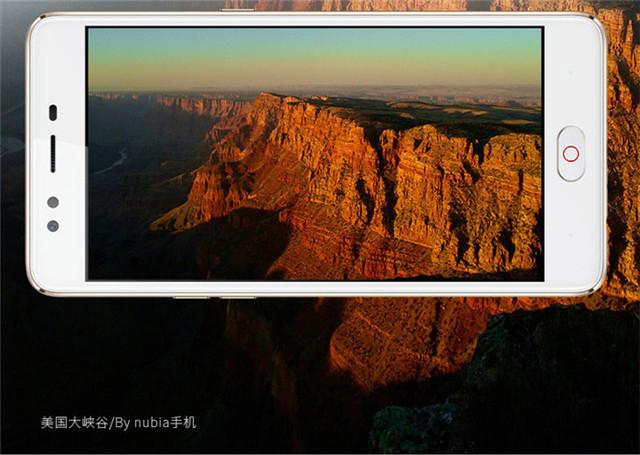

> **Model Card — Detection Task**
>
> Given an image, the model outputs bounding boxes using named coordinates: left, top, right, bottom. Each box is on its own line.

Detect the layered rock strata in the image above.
left=153, top=92, right=542, bottom=280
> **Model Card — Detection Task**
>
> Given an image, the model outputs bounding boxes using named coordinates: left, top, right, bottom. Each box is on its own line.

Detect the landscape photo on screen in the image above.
left=87, top=27, right=543, bottom=281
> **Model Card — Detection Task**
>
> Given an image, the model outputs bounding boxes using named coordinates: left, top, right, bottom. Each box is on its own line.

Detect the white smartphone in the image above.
left=26, top=12, right=607, bottom=298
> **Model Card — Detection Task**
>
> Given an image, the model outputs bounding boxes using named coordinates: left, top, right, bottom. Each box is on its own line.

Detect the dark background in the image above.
left=2, top=1, right=639, bottom=453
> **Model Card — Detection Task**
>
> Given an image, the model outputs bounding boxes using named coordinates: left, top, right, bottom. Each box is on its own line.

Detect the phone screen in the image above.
left=86, top=26, right=543, bottom=281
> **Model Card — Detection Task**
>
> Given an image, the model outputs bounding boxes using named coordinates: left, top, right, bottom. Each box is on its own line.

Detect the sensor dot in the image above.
left=47, top=196, right=59, bottom=208
left=47, top=220, right=59, bottom=232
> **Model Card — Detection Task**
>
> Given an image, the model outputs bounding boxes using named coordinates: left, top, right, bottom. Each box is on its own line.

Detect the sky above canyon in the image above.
left=88, top=27, right=542, bottom=92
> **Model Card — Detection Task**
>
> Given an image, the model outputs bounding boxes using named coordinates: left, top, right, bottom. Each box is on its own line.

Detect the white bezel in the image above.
left=26, top=12, right=607, bottom=297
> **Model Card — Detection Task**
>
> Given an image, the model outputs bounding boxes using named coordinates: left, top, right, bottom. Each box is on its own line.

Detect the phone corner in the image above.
left=575, top=260, right=608, bottom=297
left=26, top=12, right=53, bottom=43
left=590, top=15, right=607, bottom=49
left=26, top=11, right=74, bottom=48
left=575, top=12, right=608, bottom=52
left=24, top=261, right=59, bottom=298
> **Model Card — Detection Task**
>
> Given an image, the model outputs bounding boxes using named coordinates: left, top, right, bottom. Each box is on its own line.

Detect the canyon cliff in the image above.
left=155, top=96, right=250, bottom=118
left=152, top=92, right=542, bottom=280
left=93, top=93, right=251, bottom=120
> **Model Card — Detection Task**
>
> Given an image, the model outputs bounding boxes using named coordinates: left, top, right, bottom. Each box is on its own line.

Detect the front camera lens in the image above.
left=47, top=220, right=59, bottom=232
left=47, top=196, right=59, bottom=208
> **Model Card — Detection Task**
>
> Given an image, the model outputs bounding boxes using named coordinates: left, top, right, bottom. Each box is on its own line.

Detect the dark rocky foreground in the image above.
left=370, top=306, right=639, bottom=453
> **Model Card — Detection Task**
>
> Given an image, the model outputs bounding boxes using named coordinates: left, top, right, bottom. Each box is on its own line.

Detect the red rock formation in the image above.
left=153, top=91, right=542, bottom=281
left=91, top=93, right=251, bottom=119
left=90, top=93, right=130, bottom=100
left=328, top=297, right=492, bottom=388
left=598, top=9, right=640, bottom=301
left=341, top=0, right=469, bottom=11
left=155, top=96, right=250, bottom=118
left=390, top=127, right=541, bottom=274
left=225, top=0, right=469, bottom=11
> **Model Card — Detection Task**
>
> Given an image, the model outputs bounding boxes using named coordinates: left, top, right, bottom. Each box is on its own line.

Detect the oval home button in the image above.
left=557, top=126, right=585, bottom=182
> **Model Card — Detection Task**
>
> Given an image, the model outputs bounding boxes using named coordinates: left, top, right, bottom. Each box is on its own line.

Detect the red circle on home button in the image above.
left=562, top=145, right=580, bottom=163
